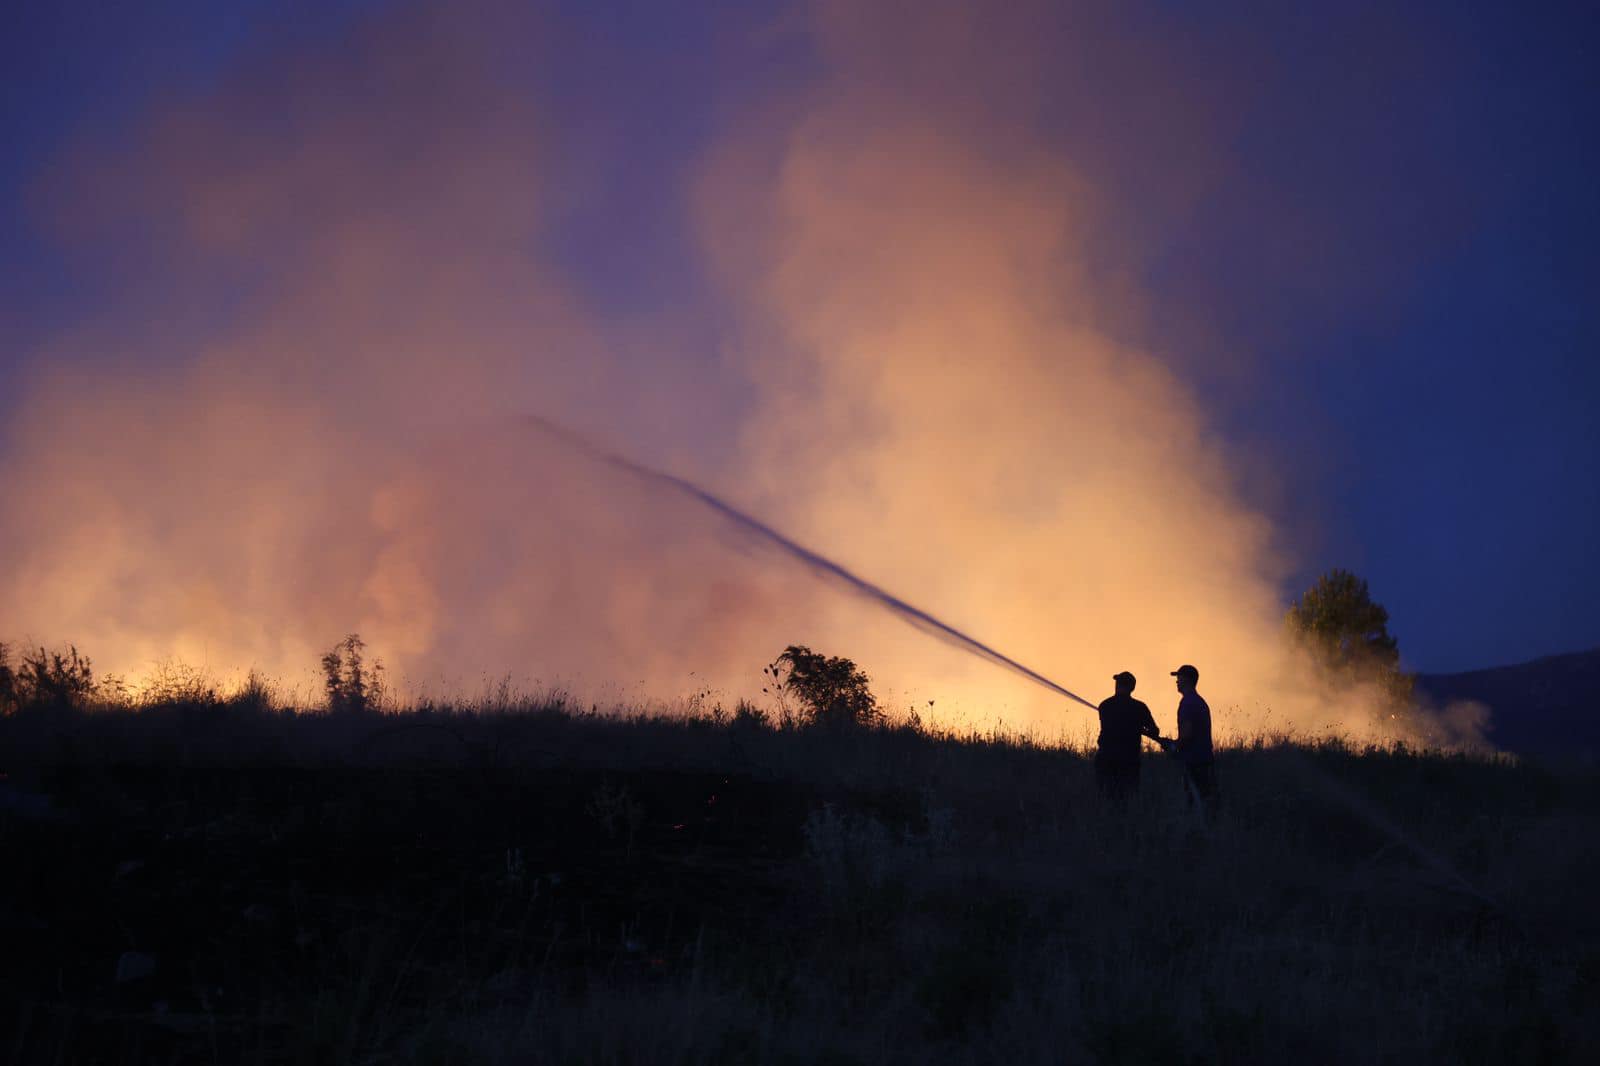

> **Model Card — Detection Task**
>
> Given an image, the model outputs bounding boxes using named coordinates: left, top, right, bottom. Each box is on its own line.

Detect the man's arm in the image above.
left=1173, top=701, right=1191, bottom=756
left=1138, top=702, right=1160, bottom=740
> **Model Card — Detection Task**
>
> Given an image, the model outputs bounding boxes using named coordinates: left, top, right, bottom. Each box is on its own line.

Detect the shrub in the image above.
left=138, top=658, right=219, bottom=707
left=3, top=644, right=97, bottom=712
left=731, top=699, right=770, bottom=729
left=228, top=668, right=278, bottom=713
left=320, top=633, right=385, bottom=713
left=766, top=645, right=881, bottom=729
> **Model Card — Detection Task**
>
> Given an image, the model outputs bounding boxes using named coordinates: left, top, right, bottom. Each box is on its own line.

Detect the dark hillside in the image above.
left=1418, top=647, right=1600, bottom=760
left=3, top=700, right=1598, bottom=1064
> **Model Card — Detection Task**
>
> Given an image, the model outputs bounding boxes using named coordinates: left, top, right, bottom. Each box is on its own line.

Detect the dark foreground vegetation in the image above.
left=3, top=682, right=1598, bottom=1064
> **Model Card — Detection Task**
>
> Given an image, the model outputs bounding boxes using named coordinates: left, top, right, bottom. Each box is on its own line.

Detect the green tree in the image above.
left=1287, top=569, right=1414, bottom=705
left=765, top=645, right=880, bottom=729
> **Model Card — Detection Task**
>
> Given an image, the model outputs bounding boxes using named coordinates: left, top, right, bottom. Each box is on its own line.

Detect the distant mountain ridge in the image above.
left=1417, top=647, right=1600, bottom=760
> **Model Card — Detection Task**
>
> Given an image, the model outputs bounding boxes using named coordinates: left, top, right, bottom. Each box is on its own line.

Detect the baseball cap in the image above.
left=1170, top=664, right=1199, bottom=683
left=1111, top=670, right=1136, bottom=688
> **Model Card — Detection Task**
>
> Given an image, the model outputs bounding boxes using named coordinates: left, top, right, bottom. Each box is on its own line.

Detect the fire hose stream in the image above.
left=522, top=413, right=1099, bottom=712
left=519, top=413, right=1507, bottom=918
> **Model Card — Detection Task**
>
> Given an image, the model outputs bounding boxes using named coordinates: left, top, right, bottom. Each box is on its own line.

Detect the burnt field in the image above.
left=4, top=700, right=1599, bottom=1064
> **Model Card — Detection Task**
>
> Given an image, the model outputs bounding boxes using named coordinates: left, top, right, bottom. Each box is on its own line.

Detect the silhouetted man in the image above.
left=1096, top=671, right=1160, bottom=804
left=1169, top=664, right=1218, bottom=816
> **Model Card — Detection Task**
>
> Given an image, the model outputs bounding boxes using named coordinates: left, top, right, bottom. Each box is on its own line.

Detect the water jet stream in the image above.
left=519, top=415, right=1504, bottom=916
left=520, top=414, right=1099, bottom=712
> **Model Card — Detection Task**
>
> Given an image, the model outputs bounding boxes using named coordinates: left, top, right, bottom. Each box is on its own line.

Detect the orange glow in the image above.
left=0, top=2, right=1480, bottom=747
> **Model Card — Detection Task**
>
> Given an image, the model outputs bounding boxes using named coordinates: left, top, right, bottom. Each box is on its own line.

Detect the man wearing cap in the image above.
left=1095, top=671, right=1161, bottom=804
left=1170, top=664, right=1218, bottom=815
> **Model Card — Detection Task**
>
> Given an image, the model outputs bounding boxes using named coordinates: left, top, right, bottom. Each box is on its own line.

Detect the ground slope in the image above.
left=1418, top=646, right=1600, bottom=759
left=2, top=702, right=1597, bottom=1064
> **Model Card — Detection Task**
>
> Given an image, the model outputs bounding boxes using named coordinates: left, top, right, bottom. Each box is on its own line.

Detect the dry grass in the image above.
left=2, top=688, right=1596, bottom=1064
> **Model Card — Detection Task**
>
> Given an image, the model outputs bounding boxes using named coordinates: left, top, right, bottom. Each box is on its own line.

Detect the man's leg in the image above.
left=1187, top=762, right=1219, bottom=819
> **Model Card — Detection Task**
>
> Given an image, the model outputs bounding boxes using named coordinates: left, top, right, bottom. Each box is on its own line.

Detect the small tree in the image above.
left=321, top=633, right=384, bottom=713
left=1287, top=569, right=1414, bottom=706
left=765, top=645, right=880, bottom=729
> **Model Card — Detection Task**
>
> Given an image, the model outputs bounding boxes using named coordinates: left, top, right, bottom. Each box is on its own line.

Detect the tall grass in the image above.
left=2, top=671, right=1596, bottom=1063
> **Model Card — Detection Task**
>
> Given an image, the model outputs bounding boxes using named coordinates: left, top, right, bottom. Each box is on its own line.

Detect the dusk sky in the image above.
left=3, top=0, right=1596, bottom=693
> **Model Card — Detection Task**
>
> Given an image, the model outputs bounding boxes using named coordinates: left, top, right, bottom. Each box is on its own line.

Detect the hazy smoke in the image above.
left=1, top=2, right=1458, bottom=742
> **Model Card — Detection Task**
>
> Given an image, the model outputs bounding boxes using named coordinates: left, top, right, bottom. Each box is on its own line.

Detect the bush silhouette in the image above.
left=321, top=633, right=384, bottom=713
left=765, top=644, right=880, bottom=729
left=0, top=643, right=97, bottom=713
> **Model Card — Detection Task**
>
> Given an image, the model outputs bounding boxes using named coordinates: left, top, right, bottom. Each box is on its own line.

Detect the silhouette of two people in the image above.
left=1095, top=664, right=1219, bottom=817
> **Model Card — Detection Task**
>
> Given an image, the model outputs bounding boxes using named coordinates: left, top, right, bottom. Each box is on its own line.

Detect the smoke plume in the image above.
left=1, top=2, right=1456, bottom=742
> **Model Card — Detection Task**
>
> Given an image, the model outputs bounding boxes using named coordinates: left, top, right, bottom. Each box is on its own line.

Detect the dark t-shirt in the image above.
left=1096, top=694, right=1158, bottom=766
left=1176, top=691, right=1214, bottom=765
